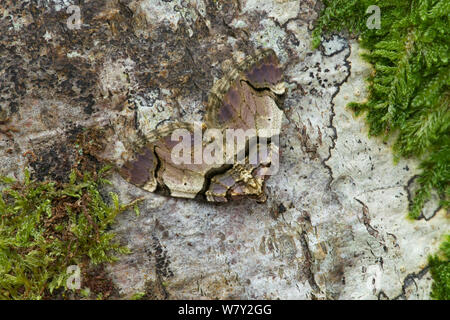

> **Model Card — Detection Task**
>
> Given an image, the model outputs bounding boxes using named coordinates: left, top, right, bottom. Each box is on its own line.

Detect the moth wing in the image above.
left=121, top=123, right=226, bottom=199
left=205, top=49, right=284, bottom=137
left=120, top=146, right=158, bottom=193
left=242, top=49, right=284, bottom=93
left=205, top=163, right=269, bottom=203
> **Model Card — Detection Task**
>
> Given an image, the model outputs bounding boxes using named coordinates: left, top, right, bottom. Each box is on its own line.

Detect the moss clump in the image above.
left=429, top=235, right=450, bottom=300
left=314, top=0, right=449, bottom=219
left=0, top=167, right=134, bottom=299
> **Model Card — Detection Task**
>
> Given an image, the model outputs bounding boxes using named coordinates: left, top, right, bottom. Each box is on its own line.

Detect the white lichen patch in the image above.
left=248, top=18, right=288, bottom=63
left=138, top=0, right=181, bottom=31
left=133, top=89, right=177, bottom=137
left=327, top=40, right=447, bottom=299
left=50, top=0, right=76, bottom=12
left=138, top=0, right=206, bottom=33
left=321, top=35, right=348, bottom=56
left=99, top=58, right=137, bottom=97
left=242, top=0, right=300, bottom=25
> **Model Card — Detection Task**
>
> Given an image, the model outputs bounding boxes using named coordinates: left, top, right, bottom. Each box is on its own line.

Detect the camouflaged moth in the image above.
left=120, top=48, right=285, bottom=202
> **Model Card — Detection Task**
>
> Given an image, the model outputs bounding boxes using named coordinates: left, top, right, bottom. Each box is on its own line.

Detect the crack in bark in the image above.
left=354, top=198, right=382, bottom=241
left=298, top=231, right=321, bottom=294
left=355, top=184, right=403, bottom=197
left=322, top=37, right=352, bottom=191
left=377, top=266, right=430, bottom=300
left=394, top=266, right=430, bottom=300
left=405, top=175, right=441, bottom=221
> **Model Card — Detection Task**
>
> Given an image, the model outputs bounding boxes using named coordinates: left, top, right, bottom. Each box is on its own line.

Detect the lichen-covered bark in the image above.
left=0, top=0, right=447, bottom=299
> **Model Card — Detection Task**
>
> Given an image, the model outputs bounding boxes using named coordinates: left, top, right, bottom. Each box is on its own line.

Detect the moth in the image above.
left=120, top=48, right=285, bottom=202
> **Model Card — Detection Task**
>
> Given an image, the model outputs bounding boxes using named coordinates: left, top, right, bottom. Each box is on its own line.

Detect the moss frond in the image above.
left=0, top=168, right=131, bottom=300
left=314, top=0, right=449, bottom=219
left=429, top=234, right=450, bottom=300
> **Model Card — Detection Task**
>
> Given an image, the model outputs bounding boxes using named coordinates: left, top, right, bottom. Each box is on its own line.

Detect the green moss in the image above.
left=131, top=292, right=146, bottom=300
left=0, top=167, right=135, bottom=300
left=314, top=0, right=449, bottom=219
left=314, top=0, right=449, bottom=300
left=429, top=235, right=450, bottom=300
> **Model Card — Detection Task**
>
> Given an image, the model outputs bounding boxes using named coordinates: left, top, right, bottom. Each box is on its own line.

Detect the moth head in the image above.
left=271, top=81, right=286, bottom=96
left=205, top=164, right=268, bottom=203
